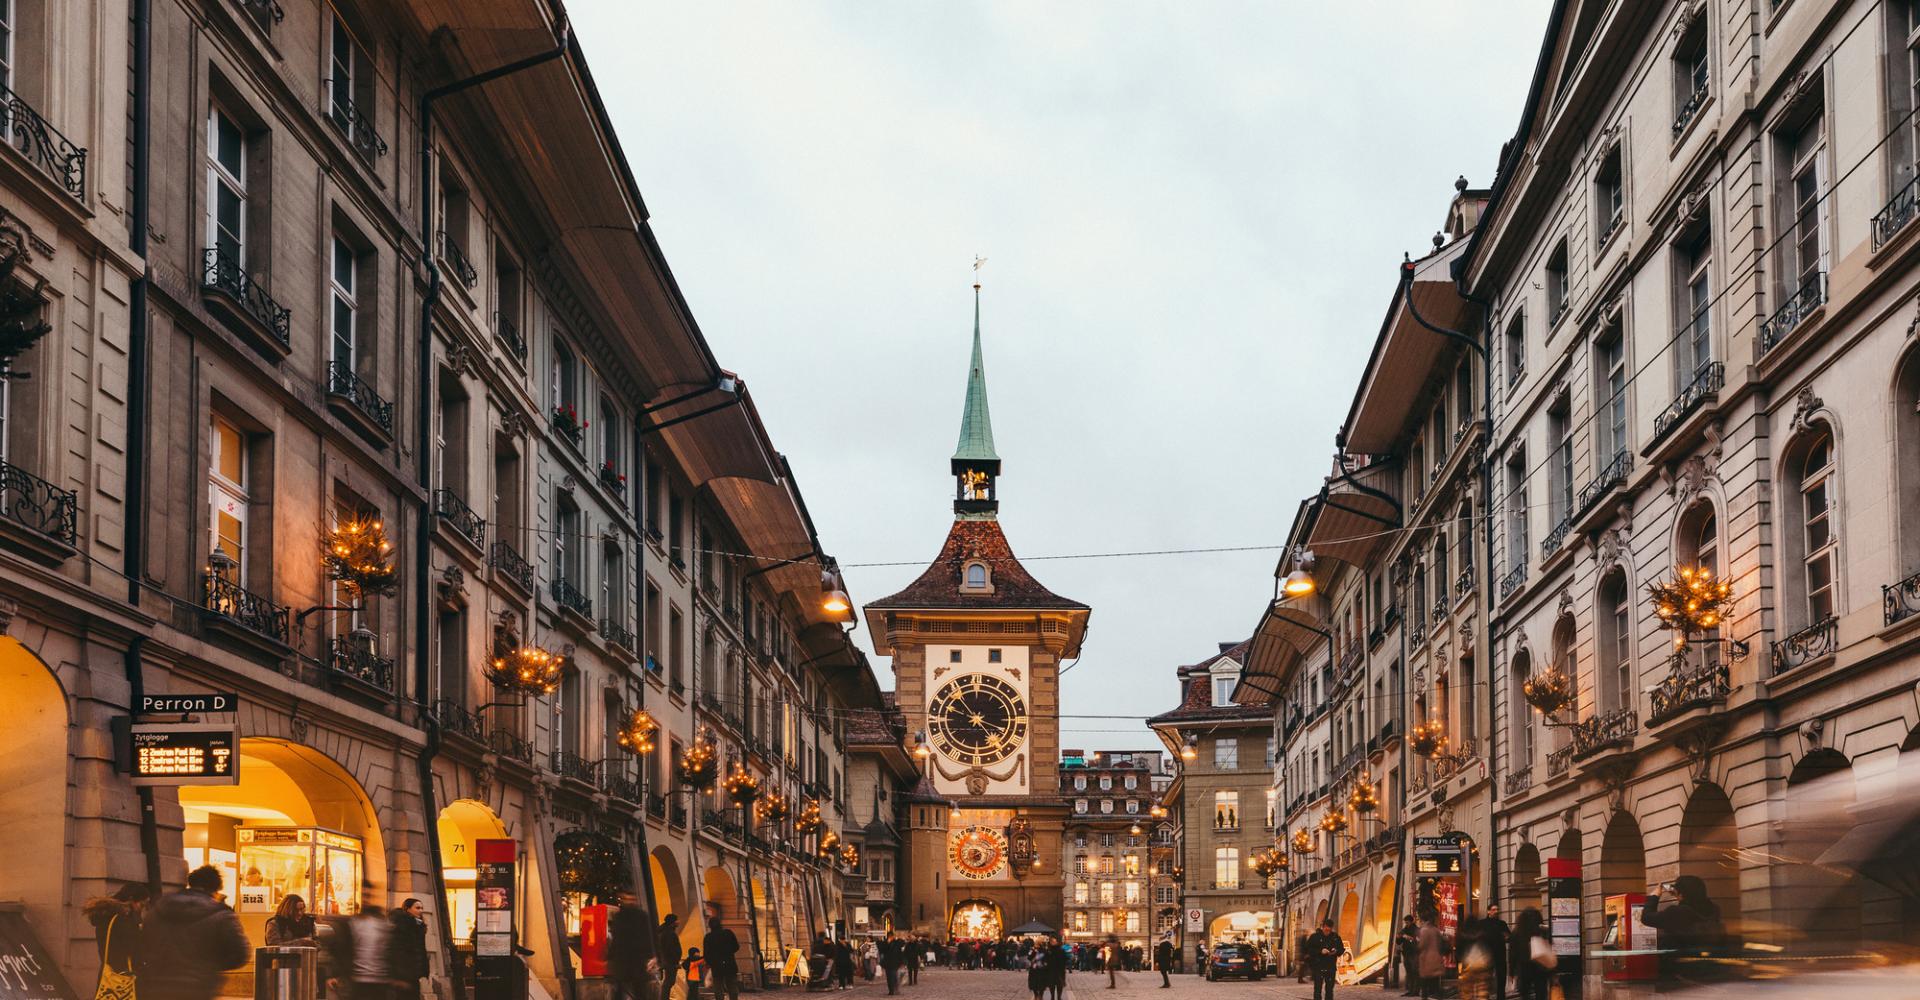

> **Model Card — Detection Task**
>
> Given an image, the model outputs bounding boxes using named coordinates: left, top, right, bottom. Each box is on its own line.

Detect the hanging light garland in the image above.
left=677, top=730, right=719, bottom=790
left=1408, top=719, right=1448, bottom=758
left=1648, top=565, right=1734, bottom=648
left=323, top=514, right=398, bottom=600
left=614, top=709, right=658, bottom=755
left=1522, top=668, right=1574, bottom=716
left=794, top=798, right=823, bottom=836
left=1249, top=851, right=1276, bottom=878
left=840, top=842, right=861, bottom=870
left=1290, top=828, right=1317, bottom=855
left=724, top=762, right=762, bottom=805
left=755, top=788, right=790, bottom=825
left=485, top=644, right=563, bottom=696
left=817, top=830, right=841, bottom=857
left=1347, top=775, right=1379, bottom=815
left=1319, top=809, right=1349, bottom=834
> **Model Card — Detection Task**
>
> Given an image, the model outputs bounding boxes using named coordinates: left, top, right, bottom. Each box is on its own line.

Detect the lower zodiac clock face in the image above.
left=950, top=826, right=1009, bottom=880
left=929, top=673, right=1028, bottom=766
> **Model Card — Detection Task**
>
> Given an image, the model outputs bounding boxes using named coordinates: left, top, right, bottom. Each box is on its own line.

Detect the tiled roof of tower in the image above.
left=867, top=517, right=1087, bottom=611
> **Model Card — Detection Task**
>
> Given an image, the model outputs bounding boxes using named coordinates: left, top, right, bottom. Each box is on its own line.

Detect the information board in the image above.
left=128, top=723, right=239, bottom=785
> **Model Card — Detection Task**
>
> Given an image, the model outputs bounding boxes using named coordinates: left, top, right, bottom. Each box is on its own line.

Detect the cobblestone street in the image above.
left=809, top=968, right=1382, bottom=1000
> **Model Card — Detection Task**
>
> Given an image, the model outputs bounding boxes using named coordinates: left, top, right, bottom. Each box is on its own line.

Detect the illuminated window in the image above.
left=209, top=416, right=250, bottom=582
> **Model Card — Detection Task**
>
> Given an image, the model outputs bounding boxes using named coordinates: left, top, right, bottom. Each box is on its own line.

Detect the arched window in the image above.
left=1676, top=501, right=1723, bottom=665
left=1510, top=649, right=1535, bottom=769
left=962, top=561, right=991, bottom=592
left=1782, top=427, right=1839, bottom=630
left=1597, top=571, right=1632, bottom=714
left=1550, top=615, right=1578, bottom=747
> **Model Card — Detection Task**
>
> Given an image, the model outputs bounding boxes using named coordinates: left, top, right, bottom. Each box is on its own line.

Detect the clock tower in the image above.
left=865, top=282, right=1090, bottom=940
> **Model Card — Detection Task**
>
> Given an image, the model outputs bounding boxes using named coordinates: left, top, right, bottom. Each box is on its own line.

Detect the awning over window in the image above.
left=1304, top=473, right=1400, bottom=570
left=1239, top=599, right=1331, bottom=705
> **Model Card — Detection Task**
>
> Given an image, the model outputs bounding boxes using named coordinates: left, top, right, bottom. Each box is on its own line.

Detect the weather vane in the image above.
left=973, top=255, right=987, bottom=289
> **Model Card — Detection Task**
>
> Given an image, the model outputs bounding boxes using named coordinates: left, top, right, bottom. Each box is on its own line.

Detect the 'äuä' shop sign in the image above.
left=0, top=907, right=79, bottom=1000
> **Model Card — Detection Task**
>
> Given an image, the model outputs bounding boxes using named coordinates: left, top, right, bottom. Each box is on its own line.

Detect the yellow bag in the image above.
left=95, top=915, right=137, bottom=1000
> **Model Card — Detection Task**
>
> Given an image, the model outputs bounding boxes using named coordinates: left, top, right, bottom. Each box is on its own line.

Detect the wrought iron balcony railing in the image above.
left=1648, top=661, right=1730, bottom=725
left=1545, top=745, right=1572, bottom=779
left=202, top=247, right=291, bottom=348
left=202, top=572, right=290, bottom=643
left=1673, top=82, right=1709, bottom=138
left=1874, top=176, right=1920, bottom=250
left=1771, top=616, right=1837, bottom=675
left=1429, top=596, right=1449, bottom=626
left=1503, top=767, right=1533, bottom=797
left=490, top=540, right=533, bottom=592
left=2, top=83, right=87, bottom=198
left=438, top=231, right=477, bottom=289
left=1570, top=707, right=1638, bottom=761
left=551, top=577, right=592, bottom=618
left=646, top=793, right=667, bottom=820
left=0, top=459, right=78, bottom=547
left=432, top=489, right=486, bottom=548
left=1455, top=565, right=1475, bottom=600
left=551, top=749, right=599, bottom=784
left=604, top=774, right=642, bottom=803
left=494, top=311, right=526, bottom=362
left=1652, top=361, right=1722, bottom=443
left=488, top=728, right=534, bottom=765
left=1885, top=569, right=1920, bottom=627
left=234, top=0, right=285, bottom=29
left=1577, top=450, right=1631, bottom=519
left=432, top=699, right=488, bottom=744
left=325, top=361, right=394, bottom=436
left=326, top=634, right=394, bottom=691
left=1757, top=273, right=1827, bottom=355
left=1500, top=561, right=1528, bottom=600
left=323, top=85, right=388, bottom=159
left=600, top=619, right=637, bottom=655
left=1596, top=210, right=1623, bottom=248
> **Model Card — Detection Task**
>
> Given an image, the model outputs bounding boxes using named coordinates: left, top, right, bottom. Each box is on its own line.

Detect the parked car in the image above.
left=1204, top=943, right=1264, bottom=981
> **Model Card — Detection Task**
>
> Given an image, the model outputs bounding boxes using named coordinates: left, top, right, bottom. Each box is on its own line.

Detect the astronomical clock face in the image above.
left=929, top=673, right=1028, bottom=766
left=949, top=826, right=1009, bottom=880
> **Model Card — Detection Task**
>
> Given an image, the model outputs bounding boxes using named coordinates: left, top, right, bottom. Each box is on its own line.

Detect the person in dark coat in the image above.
left=389, top=899, right=430, bottom=1000
left=1152, top=939, right=1173, bottom=988
left=1395, top=916, right=1420, bottom=996
left=1304, top=920, right=1344, bottom=1000
left=1640, top=875, right=1724, bottom=985
left=608, top=893, right=657, bottom=1000
left=84, top=884, right=151, bottom=988
left=138, top=866, right=252, bottom=1000
left=1480, top=905, right=1510, bottom=1000
left=656, top=915, right=683, bottom=998
left=701, top=917, right=741, bottom=1000
left=1509, top=908, right=1551, bottom=1000
left=832, top=939, right=855, bottom=989
left=905, top=936, right=922, bottom=985
left=880, top=933, right=906, bottom=996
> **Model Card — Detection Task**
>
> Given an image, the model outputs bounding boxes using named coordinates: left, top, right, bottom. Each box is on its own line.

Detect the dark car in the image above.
left=1205, top=943, right=1264, bottom=981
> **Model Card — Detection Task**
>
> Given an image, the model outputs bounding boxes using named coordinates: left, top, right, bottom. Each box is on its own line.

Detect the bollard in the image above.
left=255, top=946, right=319, bottom=1000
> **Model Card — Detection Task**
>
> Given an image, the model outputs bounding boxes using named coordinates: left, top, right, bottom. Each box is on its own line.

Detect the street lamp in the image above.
left=1180, top=734, right=1198, bottom=762
left=819, top=563, right=853, bottom=618
left=1280, top=548, right=1317, bottom=598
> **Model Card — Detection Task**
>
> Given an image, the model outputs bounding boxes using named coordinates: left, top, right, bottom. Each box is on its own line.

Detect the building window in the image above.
left=1545, top=241, right=1569, bottom=327
left=1099, top=775, right=1112, bottom=790
left=1074, top=775, right=1086, bottom=791
left=1598, top=572, right=1632, bottom=714
left=949, top=649, right=962, bottom=663
left=1101, top=833, right=1115, bottom=848
left=1214, top=847, right=1240, bottom=889
left=1075, top=799, right=1087, bottom=814
left=206, top=104, right=247, bottom=263
left=1595, top=145, right=1624, bottom=245
left=1790, top=429, right=1839, bottom=627
left=551, top=340, right=579, bottom=417
left=1123, top=881, right=1140, bottom=904
left=1125, top=800, right=1139, bottom=814
left=1072, top=912, right=1086, bottom=932
left=327, top=14, right=372, bottom=135
left=1099, top=799, right=1113, bottom=814
left=1777, top=101, right=1829, bottom=302
left=1213, top=791, right=1239, bottom=830
left=1074, top=854, right=1087, bottom=873
left=1506, top=452, right=1529, bottom=574
left=1510, top=650, right=1535, bottom=767
left=1075, top=882, right=1088, bottom=904
left=1100, top=882, right=1116, bottom=905
left=1504, top=315, right=1526, bottom=388
left=329, top=237, right=358, bottom=371
left=987, top=648, right=1002, bottom=663
left=1674, top=223, right=1713, bottom=383
left=209, top=416, right=250, bottom=581
left=599, top=395, right=622, bottom=477
left=1213, top=737, right=1237, bottom=770
left=1548, top=400, right=1573, bottom=524
left=1596, top=330, right=1627, bottom=462
left=555, top=495, right=583, bottom=589
left=1212, top=671, right=1237, bottom=705
left=1673, top=15, right=1710, bottom=132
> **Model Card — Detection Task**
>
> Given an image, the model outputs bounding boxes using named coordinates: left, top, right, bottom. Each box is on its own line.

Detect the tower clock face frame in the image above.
left=928, top=673, right=1029, bottom=766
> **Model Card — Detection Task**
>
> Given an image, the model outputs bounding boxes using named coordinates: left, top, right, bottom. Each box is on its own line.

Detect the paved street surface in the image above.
left=806, top=968, right=1386, bottom=1000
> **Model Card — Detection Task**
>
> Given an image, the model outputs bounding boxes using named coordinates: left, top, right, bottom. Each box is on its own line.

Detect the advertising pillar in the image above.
left=1545, top=857, right=1581, bottom=997
left=471, top=839, right=518, bottom=1000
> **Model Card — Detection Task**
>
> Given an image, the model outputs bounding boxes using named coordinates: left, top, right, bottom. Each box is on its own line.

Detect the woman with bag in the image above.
left=85, top=884, right=151, bottom=1000
left=1510, top=909, right=1553, bottom=1000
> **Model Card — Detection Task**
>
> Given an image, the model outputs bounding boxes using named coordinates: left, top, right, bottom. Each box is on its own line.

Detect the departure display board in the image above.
left=128, top=723, right=239, bottom=785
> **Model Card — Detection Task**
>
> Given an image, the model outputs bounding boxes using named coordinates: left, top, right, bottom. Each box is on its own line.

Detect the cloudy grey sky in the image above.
left=569, top=2, right=1551, bottom=748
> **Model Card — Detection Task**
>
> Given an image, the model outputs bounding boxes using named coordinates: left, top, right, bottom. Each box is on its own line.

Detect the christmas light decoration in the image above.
left=1319, top=809, right=1349, bottom=834
left=840, top=843, right=860, bottom=870
left=1522, top=667, right=1574, bottom=716
left=485, top=644, right=563, bottom=696
left=677, top=731, right=718, bottom=789
left=614, top=709, right=658, bottom=755
left=323, top=515, right=398, bottom=600
left=794, top=798, right=823, bottom=836
left=1648, top=565, right=1734, bottom=648
left=1409, top=719, right=1447, bottom=758
left=724, top=762, right=761, bottom=805
left=817, top=830, right=841, bottom=857
left=755, top=789, right=790, bottom=825
left=1290, top=828, right=1317, bottom=855
left=1347, top=775, right=1378, bottom=815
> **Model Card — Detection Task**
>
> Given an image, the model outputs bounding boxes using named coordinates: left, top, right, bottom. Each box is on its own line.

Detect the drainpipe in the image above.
left=124, top=637, right=162, bottom=892
left=1400, top=259, right=1498, bottom=913
left=413, top=24, right=572, bottom=1000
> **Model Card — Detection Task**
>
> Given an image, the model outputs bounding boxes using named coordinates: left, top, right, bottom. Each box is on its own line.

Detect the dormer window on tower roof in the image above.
left=962, top=560, right=994, bottom=593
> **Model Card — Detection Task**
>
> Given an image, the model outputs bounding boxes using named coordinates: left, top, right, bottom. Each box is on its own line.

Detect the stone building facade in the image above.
left=0, top=2, right=884, bottom=998
left=1057, top=749, right=1167, bottom=951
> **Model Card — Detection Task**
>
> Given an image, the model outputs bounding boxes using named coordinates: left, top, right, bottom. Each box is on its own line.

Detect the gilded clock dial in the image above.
left=929, top=673, right=1028, bottom=766
left=949, top=826, right=1009, bottom=880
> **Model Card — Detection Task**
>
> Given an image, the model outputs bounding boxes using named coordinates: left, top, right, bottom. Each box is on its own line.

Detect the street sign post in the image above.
left=136, top=692, right=238, bottom=714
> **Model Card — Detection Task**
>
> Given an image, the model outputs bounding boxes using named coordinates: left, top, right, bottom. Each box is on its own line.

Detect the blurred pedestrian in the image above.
left=138, top=866, right=249, bottom=1000
left=1415, top=909, right=1448, bottom=1000
left=608, top=893, right=657, bottom=1000
left=702, top=917, right=741, bottom=1000
left=1305, top=920, right=1344, bottom=1000
left=656, top=915, right=683, bottom=1000
left=1510, top=908, right=1551, bottom=1000
left=85, top=884, right=150, bottom=1000
left=1153, top=938, right=1173, bottom=988
left=389, top=899, right=429, bottom=1000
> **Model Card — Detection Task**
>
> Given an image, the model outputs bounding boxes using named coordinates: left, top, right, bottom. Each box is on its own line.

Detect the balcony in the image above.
left=1545, top=745, right=1572, bottom=780
left=1596, top=210, right=1623, bottom=249
left=646, top=793, right=667, bottom=820
left=1647, top=659, right=1730, bottom=737
left=323, top=87, right=388, bottom=160
left=551, top=749, right=599, bottom=786
left=1673, top=82, right=1709, bottom=139
left=1874, top=176, right=1920, bottom=251
left=1757, top=273, right=1827, bottom=356
left=1575, top=450, right=1631, bottom=522
left=550, top=577, right=593, bottom=621
left=2, top=83, right=87, bottom=199
left=490, top=540, right=533, bottom=594
left=494, top=312, right=527, bottom=362
left=232, top=0, right=285, bottom=32
left=325, top=634, right=394, bottom=695
left=1771, top=616, right=1837, bottom=676
left=604, top=773, right=642, bottom=804
left=1884, top=570, right=1920, bottom=627
left=432, top=699, right=488, bottom=746
left=600, top=619, right=638, bottom=658
left=1407, top=616, right=1426, bottom=645
left=201, top=572, right=290, bottom=649
left=1503, top=767, right=1533, bottom=798
left=1651, top=361, right=1722, bottom=445
left=1499, top=562, right=1528, bottom=600
left=438, top=231, right=478, bottom=289
left=431, top=489, right=486, bottom=552
left=201, top=247, right=291, bottom=354
left=598, top=464, right=627, bottom=495
left=488, top=728, right=534, bottom=766
left=1569, top=707, right=1638, bottom=765
left=323, top=362, right=394, bottom=442
left=1454, top=565, right=1475, bottom=602
left=1428, top=596, right=1449, bottom=627
left=0, top=459, right=78, bottom=563
left=550, top=408, right=585, bottom=449
left=1541, top=516, right=1572, bottom=560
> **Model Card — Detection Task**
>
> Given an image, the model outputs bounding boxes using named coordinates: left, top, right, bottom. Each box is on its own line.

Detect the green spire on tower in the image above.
left=952, top=284, right=999, bottom=463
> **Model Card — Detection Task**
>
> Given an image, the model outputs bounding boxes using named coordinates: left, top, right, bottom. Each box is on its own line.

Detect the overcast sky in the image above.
left=570, top=2, right=1551, bottom=749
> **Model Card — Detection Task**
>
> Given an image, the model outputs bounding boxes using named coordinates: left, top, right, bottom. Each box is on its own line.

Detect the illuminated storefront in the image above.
left=949, top=900, right=1003, bottom=940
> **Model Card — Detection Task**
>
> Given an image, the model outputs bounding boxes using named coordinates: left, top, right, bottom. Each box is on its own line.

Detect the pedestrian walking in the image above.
left=833, top=938, right=855, bottom=990
left=85, top=884, right=150, bottom=1000
left=389, top=899, right=429, bottom=1000
left=1395, top=916, right=1419, bottom=996
left=1103, top=936, right=1122, bottom=990
left=881, top=933, right=908, bottom=996
left=137, top=866, right=250, bottom=1000
left=1509, top=909, right=1552, bottom=1000
left=702, top=917, right=742, bottom=1000
left=1415, top=909, right=1449, bottom=1000
left=1305, top=919, right=1344, bottom=1000
left=1042, top=937, right=1068, bottom=1000
left=1454, top=912, right=1491, bottom=1000
left=1153, top=938, right=1173, bottom=988
left=1640, top=875, right=1726, bottom=987
left=681, top=949, right=704, bottom=1000
left=1480, top=905, right=1510, bottom=1000
left=608, top=893, right=658, bottom=1000
left=656, top=915, right=684, bottom=1000
left=906, top=936, right=922, bottom=985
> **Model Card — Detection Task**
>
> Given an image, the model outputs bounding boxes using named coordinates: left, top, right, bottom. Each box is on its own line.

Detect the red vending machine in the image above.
left=1601, top=893, right=1656, bottom=982
left=578, top=903, right=611, bottom=977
